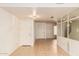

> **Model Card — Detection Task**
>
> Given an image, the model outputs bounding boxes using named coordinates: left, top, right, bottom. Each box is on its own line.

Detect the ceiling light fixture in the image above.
left=28, top=7, right=40, bottom=19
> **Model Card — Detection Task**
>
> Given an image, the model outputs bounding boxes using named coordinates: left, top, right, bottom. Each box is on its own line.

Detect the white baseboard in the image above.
left=0, top=53, right=8, bottom=56
left=8, top=45, right=20, bottom=56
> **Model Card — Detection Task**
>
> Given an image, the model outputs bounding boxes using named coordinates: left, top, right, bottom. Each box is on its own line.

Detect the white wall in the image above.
left=57, top=36, right=69, bottom=53
left=19, top=18, right=34, bottom=46
left=0, top=8, right=19, bottom=55
left=69, top=39, right=79, bottom=56
left=35, top=22, right=46, bottom=39
left=46, top=23, right=54, bottom=38
left=35, top=22, right=54, bottom=39
left=57, top=36, right=79, bottom=56
left=0, top=8, right=35, bottom=55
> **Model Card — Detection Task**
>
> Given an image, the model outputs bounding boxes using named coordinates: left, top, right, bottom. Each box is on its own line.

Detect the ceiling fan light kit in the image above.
left=28, top=15, right=40, bottom=19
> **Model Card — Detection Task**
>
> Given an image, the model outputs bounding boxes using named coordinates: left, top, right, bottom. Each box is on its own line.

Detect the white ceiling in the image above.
left=2, top=7, right=77, bottom=21
left=0, top=3, right=79, bottom=7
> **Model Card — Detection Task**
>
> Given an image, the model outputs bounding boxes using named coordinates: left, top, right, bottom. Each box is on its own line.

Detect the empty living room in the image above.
left=0, top=3, right=79, bottom=57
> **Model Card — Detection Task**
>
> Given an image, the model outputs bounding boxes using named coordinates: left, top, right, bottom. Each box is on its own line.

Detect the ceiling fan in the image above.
left=28, top=7, right=40, bottom=19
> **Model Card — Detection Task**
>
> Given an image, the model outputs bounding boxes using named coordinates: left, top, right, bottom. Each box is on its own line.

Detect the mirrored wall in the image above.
left=57, top=19, right=61, bottom=36
left=69, top=19, right=79, bottom=41
left=62, top=22, right=67, bottom=38
left=57, top=8, right=79, bottom=41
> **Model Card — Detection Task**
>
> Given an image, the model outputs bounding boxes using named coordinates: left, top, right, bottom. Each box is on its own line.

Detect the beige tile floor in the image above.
left=10, top=39, right=68, bottom=56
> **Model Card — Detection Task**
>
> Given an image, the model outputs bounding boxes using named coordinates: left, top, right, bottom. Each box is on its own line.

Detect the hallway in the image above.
left=11, top=39, right=57, bottom=56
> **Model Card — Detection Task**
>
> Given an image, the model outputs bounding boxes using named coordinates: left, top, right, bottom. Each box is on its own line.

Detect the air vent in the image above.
left=22, top=45, right=31, bottom=47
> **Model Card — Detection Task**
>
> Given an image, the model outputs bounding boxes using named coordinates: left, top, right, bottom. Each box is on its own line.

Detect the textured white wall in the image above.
left=57, top=36, right=79, bottom=56
left=69, top=39, right=79, bottom=56
left=19, top=19, right=34, bottom=46
left=57, top=36, right=69, bottom=53
left=0, top=8, right=19, bottom=55
left=0, top=8, right=35, bottom=55
left=35, top=22, right=54, bottom=39
left=35, top=22, right=46, bottom=39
